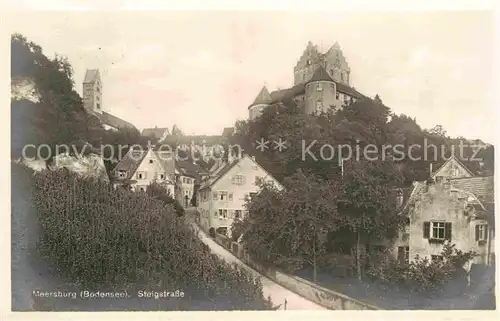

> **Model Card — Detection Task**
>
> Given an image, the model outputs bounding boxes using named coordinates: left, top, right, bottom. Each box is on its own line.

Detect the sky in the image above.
left=7, top=11, right=496, bottom=142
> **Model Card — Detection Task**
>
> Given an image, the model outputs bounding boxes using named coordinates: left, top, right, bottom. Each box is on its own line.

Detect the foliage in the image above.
left=235, top=171, right=340, bottom=272
left=365, top=242, right=476, bottom=293
left=31, top=168, right=272, bottom=310
left=146, top=182, right=185, bottom=217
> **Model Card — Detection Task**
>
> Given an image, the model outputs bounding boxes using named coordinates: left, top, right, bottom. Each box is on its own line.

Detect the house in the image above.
left=397, top=155, right=495, bottom=265
left=141, top=126, right=170, bottom=142
left=197, top=152, right=283, bottom=237
left=110, top=147, right=176, bottom=196
left=83, top=69, right=136, bottom=131
left=248, top=41, right=368, bottom=120
left=175, top=159, right=208, bottom=207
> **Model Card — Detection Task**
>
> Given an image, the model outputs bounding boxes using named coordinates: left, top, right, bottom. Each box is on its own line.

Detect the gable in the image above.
left=432, top=156, right=474, bottom=180
left=134, top=150, right=175, bottom=181
left=211, top=155, right=283, bottom=191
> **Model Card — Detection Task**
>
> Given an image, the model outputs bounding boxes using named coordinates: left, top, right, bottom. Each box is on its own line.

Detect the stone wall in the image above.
left=211, top=236, right=379, bottom=310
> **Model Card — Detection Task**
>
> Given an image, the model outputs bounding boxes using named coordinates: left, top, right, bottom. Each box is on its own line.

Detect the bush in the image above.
left=146, top=182, right=185, bottom=217
left=365, top=242, right=476, bottom=293
left=32, top=169, right=272, bottom=310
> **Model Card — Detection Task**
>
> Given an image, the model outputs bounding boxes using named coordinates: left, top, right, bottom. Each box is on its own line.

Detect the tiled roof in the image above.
left=142, top=127, right=169, bottom=138
left=112, top=149, right=147, bottom=178
left=449, top=176, right=494, bottom=203
left=267, top=79, right=366, bottom=106
left=101, top=111, right=136, bottom=130
left=222, top=127, right=235, bottom=137
left=250, top=86, right=273, bottom=107
left=199, top=159, right=240, bottom=190
left=177, top=159, right=206, bottom=178
left=336, top=82, right=367, bottom=100
left=112, top=149, right=176, bottom=182
left=83, top=69, right=99, bottom=84
left=306, top=66, right=334, bottom=84
left=269, top=83, right=305, bottom=104
left=167, top=135, right=227, bottom=145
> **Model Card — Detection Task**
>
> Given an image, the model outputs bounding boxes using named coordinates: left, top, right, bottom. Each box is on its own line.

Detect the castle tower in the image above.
left=323, top=42, right=351, bottom=85
left=83, top=69, right=103, bottom=115
left=248, top=86, right=272, bottom=120
left=304, top=66, right=337, bottom=115
left=293, top=41, right=351, bottom=86
left=293, top=41, right=323, bottom=85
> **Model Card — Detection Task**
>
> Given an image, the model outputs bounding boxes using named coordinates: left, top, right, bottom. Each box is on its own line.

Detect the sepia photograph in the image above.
left=7, top=6, right=497, bottom=313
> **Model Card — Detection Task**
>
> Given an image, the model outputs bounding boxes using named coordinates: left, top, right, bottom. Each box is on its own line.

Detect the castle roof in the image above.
left=83, top=69, right=100, bottom=84
left=306, top=65, right=334, bottom=84
left=250, top=86, right=272, bottom=107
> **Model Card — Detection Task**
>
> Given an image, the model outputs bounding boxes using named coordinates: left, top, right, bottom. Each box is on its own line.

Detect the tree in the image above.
left=337, top=158, right=404, bottom=280
left=236, top=171, right=340, bottom=281
left=146, top=182, right=185, bottom=217
left=427, top=124, right=447, bottom=137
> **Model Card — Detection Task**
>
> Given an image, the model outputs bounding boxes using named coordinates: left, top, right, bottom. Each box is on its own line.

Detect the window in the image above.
left=423, top=221, right=452, bottom=241
left=232, top=175, right=245, bottom=185
left=118, top=170, right=126, bottom=178
left=149, top=159, right=153, bottom=164
left=341, top=73, right=344, bottom=81
left=96, top=103, right=101, bottom=109
left=136, top=172, right=146, bottom=179
left=336, top=92, right=340, bottom=100
left=398, top=246, right=410, bottom=264
left=255, top=176, right=262, bottom=185
left=344, top=94, right=349, bottom=102
left=214, top=211, right=218, bottom=218
left=431, top=255, right=444, bottom=262
left=235, top=210, right=242, bottom=219
left=160, top=173, right=165, bottom=180
left=307, top=59, right=312, bottom=65
left=316, top=84, right=322, bottom=92
left=219, top=209, right=228, bottom=219
left=229, top=193, right=233, bottom=201
left=316, top=100, right=323, bottom=113
left=219, top=191, right=228, bottom=201
left=139, top=187, right=145, bottom=192
left=475, top=224, right=488, bottom=242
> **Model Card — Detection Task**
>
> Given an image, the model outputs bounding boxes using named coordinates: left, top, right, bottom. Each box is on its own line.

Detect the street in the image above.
left=185, top=208, right=325, bottom=310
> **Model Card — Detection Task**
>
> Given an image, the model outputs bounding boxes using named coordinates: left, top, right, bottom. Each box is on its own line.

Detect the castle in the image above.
left=248, top=41, right=368, bottom=120
left=83, top=69, right=136, bottom=131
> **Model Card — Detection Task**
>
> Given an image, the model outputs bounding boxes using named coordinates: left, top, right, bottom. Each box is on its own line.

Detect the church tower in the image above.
left=83, top=69, right=103, bottom=115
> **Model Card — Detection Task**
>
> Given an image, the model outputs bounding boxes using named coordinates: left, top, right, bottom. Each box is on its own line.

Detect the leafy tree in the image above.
left=235, top=171, right=340, bottom=281
left=337, top=158, right=404, bottom=280
left=146, top=182, right=185, bottom=217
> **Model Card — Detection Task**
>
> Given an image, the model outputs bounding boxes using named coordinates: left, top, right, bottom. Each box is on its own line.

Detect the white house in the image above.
left=197, top=153, right=283, bottom=237
left=111, top=148, right=176, bottom=196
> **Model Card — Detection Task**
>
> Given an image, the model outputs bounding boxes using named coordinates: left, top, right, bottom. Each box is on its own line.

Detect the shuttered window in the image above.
left=423, top=221, right=452, bottom=241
